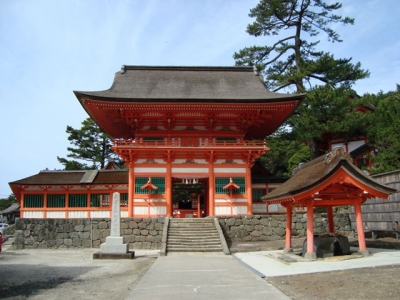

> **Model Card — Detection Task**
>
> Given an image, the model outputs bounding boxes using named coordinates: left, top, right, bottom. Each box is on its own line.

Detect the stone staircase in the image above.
left=162, top=218, right=230, bottom=255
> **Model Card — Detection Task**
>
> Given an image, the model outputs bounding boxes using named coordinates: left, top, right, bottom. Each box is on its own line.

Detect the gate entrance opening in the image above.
left=172, top=180, right=206, bottom=218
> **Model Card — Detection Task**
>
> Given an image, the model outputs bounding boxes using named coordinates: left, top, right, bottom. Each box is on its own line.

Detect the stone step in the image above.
left=166, top=218, right=225, bottom=254
left=166, top=247, right=223, bottom=252
left=169, top=230, right=216, bottom=233
left=168, top=234, right=219, bottom=239
left=168, top=241, right=221, bottom=247
left=169, top=224, right=216, bottom=227
left=168, top=238, right=221, bottom=242
left=170, top=218, right=214, bottom=222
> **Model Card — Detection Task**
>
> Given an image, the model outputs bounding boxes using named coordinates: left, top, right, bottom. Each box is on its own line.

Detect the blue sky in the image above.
left=1, top=0, right=399, bottom=197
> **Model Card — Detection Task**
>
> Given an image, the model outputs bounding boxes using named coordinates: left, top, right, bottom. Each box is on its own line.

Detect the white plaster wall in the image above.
left=46, top=211, right=65, bottom=218
left=214, top=167, right=246, bottom=173
left=90, top=211, right=110, bottom=218
left=233, top=206, right=247, bottom=215
left=68, top=211, right=87, bottom=218
left=253, top=203, right=267, bottom=213
left=134, top=167, right=167, bottom=173
left=23, top=211, right=43, bottom=218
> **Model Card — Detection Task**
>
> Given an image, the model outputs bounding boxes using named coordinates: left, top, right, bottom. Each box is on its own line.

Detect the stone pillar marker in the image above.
left=94, top=192, right=134, bottom=259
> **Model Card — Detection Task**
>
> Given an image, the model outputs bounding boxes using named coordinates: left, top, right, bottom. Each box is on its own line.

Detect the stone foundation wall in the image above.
left=217, top=213, right=352, bottom=242
left=13, top=217, right=165, bottom=250
left=12, top=213, right=351, bottom=250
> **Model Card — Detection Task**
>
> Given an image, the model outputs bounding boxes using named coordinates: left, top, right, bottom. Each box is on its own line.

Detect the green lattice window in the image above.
left=135, top=177, right=165, bottom=194
left=47, top=194, right=65, bottom=207
left=90, top=194, right=102, bottom=207
left=69, top=194, right=87, bottom=207
left=252, top=189, right=266, bottom=203
left=24, top=194, right=44, bottom=208
left=120, top=193, right=128, bottom=206
left=215, top=177, right=245, bottom=194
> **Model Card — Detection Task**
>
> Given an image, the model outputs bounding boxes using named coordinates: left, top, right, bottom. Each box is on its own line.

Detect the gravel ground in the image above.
left=2, top=236, right=400, bottom=299
left=0, top=240, right=157, bottom=300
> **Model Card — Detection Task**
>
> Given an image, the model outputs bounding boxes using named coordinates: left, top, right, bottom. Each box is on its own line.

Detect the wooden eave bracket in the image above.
left=140, top=177, right=158, bottom=190
left=223, top=178, right=240, bottom=190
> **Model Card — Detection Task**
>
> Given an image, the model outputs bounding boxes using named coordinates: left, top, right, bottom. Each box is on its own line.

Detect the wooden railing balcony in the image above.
left=113, top=139, right=267, bottom=149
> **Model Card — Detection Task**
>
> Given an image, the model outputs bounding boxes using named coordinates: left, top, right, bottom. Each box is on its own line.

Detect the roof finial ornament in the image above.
left=121, top=65, right=126, bottom=74
left=324, top=147, right=352, bottom=165
left=253, top=65, right=259, bottom=76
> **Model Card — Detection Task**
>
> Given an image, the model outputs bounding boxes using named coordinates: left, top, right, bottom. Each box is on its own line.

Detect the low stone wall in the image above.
left=11, top=213, right=351, bottom=250
left=13, top=218, right=165, bottom=250
left=217, top=213, right=352, bottom=242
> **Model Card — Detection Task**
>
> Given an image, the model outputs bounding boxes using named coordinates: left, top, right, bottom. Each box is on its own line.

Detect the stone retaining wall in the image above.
left=217, top=213, right=352, bottom=242
left=12, top=213, right=351, bottom=249
left=12, top=217, right=165, bottom=250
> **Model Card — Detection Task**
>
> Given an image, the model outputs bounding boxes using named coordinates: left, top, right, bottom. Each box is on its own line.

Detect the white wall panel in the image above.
left=90, top=211, right=110, bottom=218
left=253, top=203, right=267, bottom=213
left=68, top=211, right=87, bottom=218
left=23, top=211, right=43, bottom=218
left=46, top=211, right=65, bottom=218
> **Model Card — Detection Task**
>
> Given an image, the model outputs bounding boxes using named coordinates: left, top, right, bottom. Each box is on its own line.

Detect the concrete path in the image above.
left=234, top=247, right=400, bottom=277
left=126, top=253, right=290, bottom=300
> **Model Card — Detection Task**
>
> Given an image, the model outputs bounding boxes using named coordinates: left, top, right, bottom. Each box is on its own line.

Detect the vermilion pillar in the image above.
left=327, top=206, right=335, bottom=233
left=43, top=193, right=47, bottom=219
left=354, top=198, right=369, bottom=256
left=284, top=203, right=293, bottom=253
left=128, top=166, right=134, bottom=217
left=208, top=152, right=215, bottom=216
left=246, top=165, right=253, bottom=215
left=305, top=200, right=317, bottom=260
left=166, top=157, right=172, bottom=217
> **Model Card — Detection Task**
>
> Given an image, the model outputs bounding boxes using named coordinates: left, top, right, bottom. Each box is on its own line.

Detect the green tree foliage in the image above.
left=235, top=0, right=370, bottom=161
left=0, top=194, right=17, bottom=211
left=289, top=85, right=370, bottom=155
left=367, top=85, right=400, bottom=174
left=57, top=118, right=123, bottom=170
left=234, top=0, right=369, bottom=93
left=260, top=130, right=311, bottom=177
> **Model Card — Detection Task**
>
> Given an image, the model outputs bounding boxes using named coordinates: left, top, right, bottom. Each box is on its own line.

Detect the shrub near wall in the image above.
left=13, top=218, right=165, bottom=250
left=217, top=213, right=352, bottom=242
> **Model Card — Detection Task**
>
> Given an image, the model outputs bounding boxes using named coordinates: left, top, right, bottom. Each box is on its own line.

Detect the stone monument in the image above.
left=93, top=192, right=134, bottom=259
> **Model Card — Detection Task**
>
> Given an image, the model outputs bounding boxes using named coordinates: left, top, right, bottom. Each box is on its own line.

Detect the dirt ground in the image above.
left=231, top=236, right=400, bottom=300
left=1, top=236, right=400, bottom=299
left=0, top=244, right=157, bottom=299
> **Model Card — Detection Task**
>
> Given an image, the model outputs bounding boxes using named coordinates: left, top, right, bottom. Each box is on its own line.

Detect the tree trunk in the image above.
left=308, top=138, right=322, bottom=159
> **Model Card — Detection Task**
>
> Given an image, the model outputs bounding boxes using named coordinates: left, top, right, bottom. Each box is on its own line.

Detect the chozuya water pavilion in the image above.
left=263, top=148, right=396, bottom=258
left=10, top=66, right=306, bottom=219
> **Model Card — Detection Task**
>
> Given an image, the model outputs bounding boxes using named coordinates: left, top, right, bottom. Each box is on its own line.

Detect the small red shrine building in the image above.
left=10, top=66, right=305, bottom=218
left=263, top=147, right=396, bottom=258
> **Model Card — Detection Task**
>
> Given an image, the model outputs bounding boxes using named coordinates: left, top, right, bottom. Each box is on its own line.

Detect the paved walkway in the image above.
left=234, top=247, right=400, bottom=277
left=126, top=253, right=290, bottom=300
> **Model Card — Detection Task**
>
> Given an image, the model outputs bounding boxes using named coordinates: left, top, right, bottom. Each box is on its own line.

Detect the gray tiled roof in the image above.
left=74, top=66, right=305, bottom=102
left=9, top=170, right=128, bottom=186
left=262, top=149, right=396, bottom=202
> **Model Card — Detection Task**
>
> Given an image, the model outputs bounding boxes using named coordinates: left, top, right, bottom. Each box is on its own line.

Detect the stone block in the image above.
left=273, top=227, right=286, bottom=237
left=250, top=230, right=262, bottom=237
left=154, top=223, right=163, bottom=230
left=254, top=225, right=262, bottom=231
left=82, top=239, right=91, bottom=248
left=262, top=227, right=272, bottom=236
left=260, top=218, right=269, bottom=226
left=72, top=238, right=82, bottom=247
left=99, top=222, right=108, bottom=229
left=132, top=242, right=143, bottom=249
left=64, top=239, right=72, bottom=246
left=79, top=231, right=90, bottom=239
left=140, top=229, right=149, bottom=236
left=227, top=218, right=236, bottom=226
left=75, top=225, right=84, bottom=232
left=244, top=225, right=254, bottom=232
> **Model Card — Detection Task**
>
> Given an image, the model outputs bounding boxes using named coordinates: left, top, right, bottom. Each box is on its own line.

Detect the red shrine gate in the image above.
left=11, top=66, right=305, bottom=218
